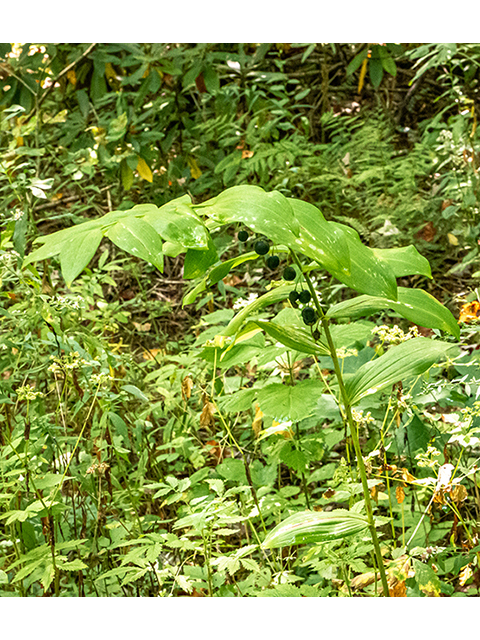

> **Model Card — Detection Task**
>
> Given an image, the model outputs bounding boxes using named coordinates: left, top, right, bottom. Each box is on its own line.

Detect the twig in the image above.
left=24, top=43, right=97, bottom=122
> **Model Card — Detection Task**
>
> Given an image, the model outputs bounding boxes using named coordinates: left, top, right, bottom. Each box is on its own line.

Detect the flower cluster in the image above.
left=415, top=445, right=441, bottom=468
left=86, top=461, right=110, bottom=476
left=50, top=295, right=83, bottom=311
left=232, top=292, right=258, bottom=311
left=16, top=385, right=44, bottom=401
left=48, top=351, right=97, bottom=374
left=336, top=347, right=358, bottom=359
left=371, top=324, right=419, bottom=345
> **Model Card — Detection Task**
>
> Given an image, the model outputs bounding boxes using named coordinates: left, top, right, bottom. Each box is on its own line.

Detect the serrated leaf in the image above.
left=345, top=337, right=458, bottom=406
left=105, top=216, right=164, bottom=272
left=257, top=379, right=326, bottom=422
left=262, top=509, right=369, bottom=548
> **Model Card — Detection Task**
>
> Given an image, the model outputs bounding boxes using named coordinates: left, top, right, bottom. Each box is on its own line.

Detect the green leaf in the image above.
left=345, top=337, right=458, bottom=406
left=203, top=66, right=220, bottom=93
left=347, top=48, right=369, bottom=75
left=369, top=55, right=384, bottom=88
left=105, top=217, right=164, bottom=272
left=373, top=246, right=431, bottom=278
left=380, top=54, right=397, bottom=77
left=288, top=199, right=351, bottom=277
left=207, top=252, right=258, bottom=286
left=216, top=458, right=247, bottom=484
left=195, top=185, right=300, bottom=247
left=131, top=198, right=210, bottom=250
left=249, top=318, right=329, bottom=356
left=262, top=509, right=369, bottom=548
left=183, top=236, right=218, bottom=279
left=221, top=285, right=296, bottom=337
left=412, top=559, right=442, bottom=597
left=257, top=379, right=326, bottom=422
left=329, top=223, right=397, bottom=300
left=60, top=228, right=103, bottom=286
left=327, top=287, right=460, bottom=339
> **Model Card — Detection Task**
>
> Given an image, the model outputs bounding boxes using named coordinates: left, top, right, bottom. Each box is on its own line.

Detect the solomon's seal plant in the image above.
left=23, top=184, right=460, bottom=596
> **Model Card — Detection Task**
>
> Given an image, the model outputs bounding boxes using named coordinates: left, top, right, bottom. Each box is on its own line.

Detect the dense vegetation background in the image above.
left=1, top=42, right=480, bottom=597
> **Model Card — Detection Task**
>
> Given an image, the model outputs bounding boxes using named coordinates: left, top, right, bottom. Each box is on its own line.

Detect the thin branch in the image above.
left=24, top=43, right=97, bottom=122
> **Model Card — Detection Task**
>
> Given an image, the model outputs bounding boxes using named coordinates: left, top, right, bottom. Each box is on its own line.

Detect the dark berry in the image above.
left=254, top=239, right=270, bottom=256
left=298, top=290, right=311, bottom=305
left=312, top=329, right=321, bottom=341
left=238, top=230, right=249, bottom=242
left=302, top=307, right=317, bottom=326
left=283, top=266, right=296, bottom=281
left=289, top=291, right=299, bottom=305
left=266, top=255, right=280, bottom=269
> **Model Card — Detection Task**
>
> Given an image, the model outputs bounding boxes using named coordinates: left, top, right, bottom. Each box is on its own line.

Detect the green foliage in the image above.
left=1, top=42, right=480, bottom=599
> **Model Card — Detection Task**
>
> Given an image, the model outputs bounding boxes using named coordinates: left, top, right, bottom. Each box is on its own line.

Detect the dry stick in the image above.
left=290, top=249, right=391, bottom=597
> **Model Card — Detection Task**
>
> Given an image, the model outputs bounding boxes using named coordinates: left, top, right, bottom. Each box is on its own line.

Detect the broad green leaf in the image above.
left=221, top=285, right=296, bottom=337
left=106, top=217, right=164, bottom=272
left=23, top=226, right=76, bottom=265
left=194, top=185, right=300, bottom=246
left=327, top=287, right=460, bottom=339
left=208, top=252, right=258, bottom=285
left=132, top=198, right=210, bottom=250
left=257, top=379, right=326, bottom=422
left=329, top=223, right=397, bottom=300
left=369, top=55, right=384, bottom=88
left=262, top=509, right=369, bottom=548
left=60, top=228, right=103, bottom=286
left=183, top=236, right=218, bottom=279
left=373, top=246, right=431, bottom=278
left=249, top=319, right=329, bottom=356
left=345, top=337, right=458, bottom=406
left=288, top=198, right=351, bottom=277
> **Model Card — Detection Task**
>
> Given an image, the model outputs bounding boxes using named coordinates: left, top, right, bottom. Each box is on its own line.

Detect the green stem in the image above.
left=290, top=250, right=390, bottom=597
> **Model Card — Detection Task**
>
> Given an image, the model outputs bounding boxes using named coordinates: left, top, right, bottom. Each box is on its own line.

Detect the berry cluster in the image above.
left=238, top=229, right=320, bottom=331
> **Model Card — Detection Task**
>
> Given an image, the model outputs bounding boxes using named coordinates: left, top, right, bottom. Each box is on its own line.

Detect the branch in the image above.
left=24, top=43, right=97, bottom=121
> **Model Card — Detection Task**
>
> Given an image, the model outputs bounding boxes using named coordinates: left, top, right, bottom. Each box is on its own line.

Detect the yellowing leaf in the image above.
left=252, top=404, right=263, bottom=438
left=137, top=157, right=153, bottom=182
left=459, top=301, right=480, bottom=324
left=450, top=484, right=468, bottom=503
left=188, top=157, right=202, bottom=179
left=132, top=322, right=151, bottom=332
left=358, top=57, right=368, bottom=93
left=447, top=233, right=459, bottom=246
left=142, top=347, right=164, bottom=361
left=459, top=564, right=473, bottom=586
left=66, top=69, right=77, bottom=86
left=181, top=376, right=194, bottom=402
left=396, top=486, right=405, bottom=504
left=200, top=394, right=215, bottom=431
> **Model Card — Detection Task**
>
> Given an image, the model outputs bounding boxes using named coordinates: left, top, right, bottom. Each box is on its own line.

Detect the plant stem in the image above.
left=291, top=250, right=390, bottom=597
